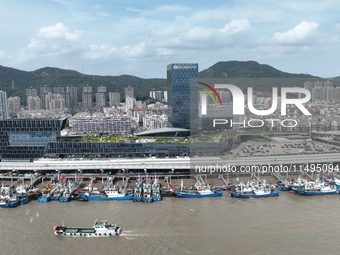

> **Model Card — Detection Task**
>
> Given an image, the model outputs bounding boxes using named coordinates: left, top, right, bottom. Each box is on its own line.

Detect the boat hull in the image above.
left=294, top=189, right=338, bottom=195
left=54, top=227, right=122, bottom=237
left=19, top=196, right=29, bottom=204
left=142, top=197, right=152, bottom=203
left=79, top=194, right=133, bottom=201
left=38, top=196, right=50, bottom=203
left=0, top=201, right=20, bottom=207
left=173, top=190, right=222, bottom=198
left=133, top=197, right=142, bottom=202
left=276, top=185, right=290, bottom=191
left=59, top=197, right=70, bottom=202
left=230, top=191, right=279, bottom=198
left=152, top=196, right=162, bottom=201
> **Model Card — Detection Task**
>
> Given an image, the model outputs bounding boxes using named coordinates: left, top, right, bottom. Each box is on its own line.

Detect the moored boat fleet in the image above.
left=3, top=173, right=340, bottom=208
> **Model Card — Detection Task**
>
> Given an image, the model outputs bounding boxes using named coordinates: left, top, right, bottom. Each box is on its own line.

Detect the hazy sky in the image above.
left=1, top=0, right=340, bottom=78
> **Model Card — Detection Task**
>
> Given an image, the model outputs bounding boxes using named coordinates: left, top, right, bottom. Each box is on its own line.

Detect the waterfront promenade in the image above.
left=1, top=153, right=340, bottom=172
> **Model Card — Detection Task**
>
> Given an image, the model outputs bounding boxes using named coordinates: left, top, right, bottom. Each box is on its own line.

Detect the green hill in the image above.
left=0, top=61, right=335, bottom=103
left=0, top=65, right=167, bottom=104
left=199, top=60, right=316, bottom=78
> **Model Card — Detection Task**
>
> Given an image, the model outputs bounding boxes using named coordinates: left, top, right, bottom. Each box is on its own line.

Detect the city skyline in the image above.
left=0, top=0, right=340, bottom=78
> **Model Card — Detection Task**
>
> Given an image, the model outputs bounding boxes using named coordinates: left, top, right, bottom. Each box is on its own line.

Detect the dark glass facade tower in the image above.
left=167, top=63, right=198, bottom=129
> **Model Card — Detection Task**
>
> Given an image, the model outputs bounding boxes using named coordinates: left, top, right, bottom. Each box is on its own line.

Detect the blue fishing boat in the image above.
left=0, top=194, right=20, bottom=208
left=79, top=186, right=133, bottom=201
left=151, top=178, right=162, bottom=202
left=59, top=178, right=83, bottom=202
left=132, top=179, right=142, bottom=202
left=293, top=182, right=338, bottom=195
left=142, top=179, right=152, bottom=203
left=38, top=195, right=51, bottom=202
left=18, top=195, right=29, bottom=204
left=169, top=179, right=222, bottom=198
left=229, top=179, right=279, bottom=198
left=230, top=189, right=279, bottom=198
left=276, top=184, right=290, bottom=191
left=38, top=179, right=56, bottom=203
left=287, top=177, right=307, bottom=191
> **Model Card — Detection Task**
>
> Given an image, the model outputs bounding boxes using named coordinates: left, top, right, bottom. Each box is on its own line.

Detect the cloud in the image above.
left=119, top=42, right=152, bottom=58
left=83, top=43, right=117, bottom=60
left=219, top=19, right=251, bottom=34
left=149, top=18, right=251, bottom=52
left=272, top=20, right=319, bottom=45
left=20, top=23, right=84, bottom=60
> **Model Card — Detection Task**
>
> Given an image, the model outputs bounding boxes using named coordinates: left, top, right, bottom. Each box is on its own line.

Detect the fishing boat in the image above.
left=287, top=177, right=307, bottom=191
left=293, top=182, right=338, bottom=195
left=79, top=186, right=133, bottom=201
left=142, top=179, right=152, bottom=203
left=71, top=194, right=88, bottom=201
left=169, top=179, right=222, bottom=198
left=0, top=193, right=20, bottom=208
left=79, top=176, right=132, bottom=201
left=59, top=178, right=83, bottom=202
left=151, top=178, right=162, bottom=202
left=54, top=218, right=122, bottom=237
left=276, top=179, right=291, bottom=191
left=16, top=186, right=40, bottom=199
left=132, top=179, right=142, bottom=202
left=229, top=179, right=279, bottom=198
left=17, top=195, right=29, bottom=204
left=38, top=179, right=55, bottom=203
left=38, top=193, right=51, bottom=203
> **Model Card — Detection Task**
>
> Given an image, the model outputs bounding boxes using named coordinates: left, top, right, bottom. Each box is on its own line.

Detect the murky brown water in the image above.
left=0, top=191, right=339, bottom=255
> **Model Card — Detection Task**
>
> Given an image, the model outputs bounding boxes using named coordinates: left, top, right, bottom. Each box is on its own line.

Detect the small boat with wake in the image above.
left=54, top=218, right=122, bottom=237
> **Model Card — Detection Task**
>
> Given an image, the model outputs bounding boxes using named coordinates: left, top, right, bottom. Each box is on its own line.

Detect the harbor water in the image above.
left=1, top=191, right=339, bottom=255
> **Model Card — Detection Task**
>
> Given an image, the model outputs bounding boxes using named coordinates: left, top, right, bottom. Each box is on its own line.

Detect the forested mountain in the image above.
left=0, top=61, right=336, bottom=102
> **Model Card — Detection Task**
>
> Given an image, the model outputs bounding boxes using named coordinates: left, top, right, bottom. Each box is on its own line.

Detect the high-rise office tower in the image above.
left=109, top=92, right=120, bottom=107
left=40, top=86, right=51, bottom=109
left=82, top=85, right=93, bottom=110
left=0, top=90, right=8, bottom=120
left=124, top=85, right=134, bottom=99
left=167, top=63, right=198, bottom=129
left=67, top=86, right=78, bottom=108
